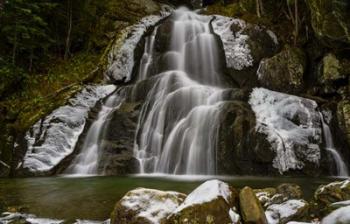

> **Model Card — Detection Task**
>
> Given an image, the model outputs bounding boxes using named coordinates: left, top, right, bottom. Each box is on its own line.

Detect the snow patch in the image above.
left=120, top=188, right=185, bottom=223
left=212, top=15, right=253, bottom=70
left=174, top=179, right=232, bottom=213
left=249, top=88, right=322, bottom=173
left=0, top=212, right=63, bottom=224
left=106, top=8, right=172, bottom=83
left=265, top=200, right=307, bottom=224
left=229, top=207, right=240, bottom=223
left=22, top=85, right=116, bottom=172
left=321, top=205, right=350, bottom=224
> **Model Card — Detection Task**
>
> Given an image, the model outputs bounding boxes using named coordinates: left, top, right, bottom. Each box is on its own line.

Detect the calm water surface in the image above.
left=0, top=175, right=344, bottom=221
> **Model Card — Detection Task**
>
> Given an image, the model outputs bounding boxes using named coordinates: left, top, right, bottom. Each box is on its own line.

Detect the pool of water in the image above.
left=0, top=175, right=344, bottom=221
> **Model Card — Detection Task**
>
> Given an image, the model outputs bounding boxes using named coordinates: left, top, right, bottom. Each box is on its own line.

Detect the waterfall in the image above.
left=133, top=8, right=228, bottom=174
left=320, top=113, right=349, bottom=176
left=65, top=93, right=122, bottom=175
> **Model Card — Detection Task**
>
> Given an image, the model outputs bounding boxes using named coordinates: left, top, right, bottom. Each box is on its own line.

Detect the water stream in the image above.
left=133, top=8, right=228, bottom=174
left=320, top=113, right=349, bottom=176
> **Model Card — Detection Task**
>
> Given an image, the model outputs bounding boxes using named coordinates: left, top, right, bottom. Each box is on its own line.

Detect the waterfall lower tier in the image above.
left=65, top=93, right=122, bottom=175
left=320, top=113, right=349, bottom=176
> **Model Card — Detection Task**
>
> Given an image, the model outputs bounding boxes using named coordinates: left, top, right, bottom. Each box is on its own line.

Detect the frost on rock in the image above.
left=0, top=212, right=63, bottom=224
left=249, top=88, right=322, bottom=173
left=212, top=15, right=253, bottom=70
left=106, top=8, right=172, bottom=83
left=116, top=188, right=186, bottom=224
left=23, top=85, right=116, bottom=173
left=265, top=199, right=308, bottom=224
left=321, top=205, right=350, bottom=224
left=174, top=179, right=233, bottom=213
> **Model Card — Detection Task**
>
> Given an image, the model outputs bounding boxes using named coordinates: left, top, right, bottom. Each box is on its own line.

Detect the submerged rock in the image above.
left=257, top=46, right=306, bottom=94
left=265, top=199, right=309, bottom=224
left=239, top=186, right=268, bottom=224
left=111, top=188, right=186, bottom=224
left=168, top=179, right=239, bottom=223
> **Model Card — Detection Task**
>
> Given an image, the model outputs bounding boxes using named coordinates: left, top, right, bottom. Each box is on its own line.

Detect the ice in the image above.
left=249, top=88, right=322, bottom=173
left=212, top=15, right=253, bottom=70
left=22, top=85, right=116, bottom=172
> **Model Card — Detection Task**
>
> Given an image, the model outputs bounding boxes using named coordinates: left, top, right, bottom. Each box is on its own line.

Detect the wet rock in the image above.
left=337, top=100, right=350, bottom=146
left=111, top=188, right=186, bottom=224
left=98, top=101, right=141, bottom=175
left=313, top=180, right=350, bottom=215
left=167, top=180, right=240, bottom=224
left=307, top=0, right=350, bottom=47
left=257, top=46, right=306, bottom=94
left=239, top=186, right=268, bottom=224
left=217, top=100, right=275, bottom=175
left=321, top=205, right=350, bottom=224
left=265, top=199, right=309, bottom=224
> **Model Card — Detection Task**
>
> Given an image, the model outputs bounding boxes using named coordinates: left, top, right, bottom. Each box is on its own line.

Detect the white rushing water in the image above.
left=320, top=112, right=349, bottom=176
left=133, top=8, right=230, bottom=174
left=65, top=93, right=123, bottom=175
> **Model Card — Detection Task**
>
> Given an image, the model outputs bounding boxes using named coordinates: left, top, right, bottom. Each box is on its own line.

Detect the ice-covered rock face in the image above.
left=249, top=88, right=322, bottom=173
left=105, top=6, right=172, bottom=83
left=212, top=16, right=253, bottom=70
left=111, top=188, right=186, bottom=224
left=22, top=85, right=116, bottom=173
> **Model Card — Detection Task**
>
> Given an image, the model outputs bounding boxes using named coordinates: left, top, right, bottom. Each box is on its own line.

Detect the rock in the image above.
left=307, top=0, right=350, bottom=47
left=330, top=200, right=350, bottom=211
left=313, top=180, right=350, bottom=215
left=0, top=160, right=10, bottom=177
left=265, top=199, right=309, bottom=224
left=337, top=100, right=350, bottom=146
left=277, top=184, right=303, bottom=200
left=239, top=186, right=268, bottom=224
left=257, top=46, right=306, bottom=94
left=216, top=100, right=275, bottom=175
left=249, top=88, right=323, bottom=175
left=255, top=188, right=278, bottom=207
left=98, top=101, right=141, bottom=175
left=111, top=188, right=186, bottom=224
left=321, top=205, right=350, bottom=224
left=167, top=179, right=240, bottom=224
left=322, top=54, right=344, bottom=83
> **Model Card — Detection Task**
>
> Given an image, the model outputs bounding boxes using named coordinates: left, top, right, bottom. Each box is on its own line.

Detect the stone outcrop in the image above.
left=239, top=186, right=268, bottom=224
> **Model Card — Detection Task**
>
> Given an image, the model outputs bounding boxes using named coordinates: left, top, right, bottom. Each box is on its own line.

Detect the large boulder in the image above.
left=167, top=180, right=240, bottom=223
left=111, top=188, right=186, bottom=224
left=257, top=46, right=306, bottom=94
left=307, top=0, right=350, bottom=47
left=313, top=180, right=350, bottom=215
left=265, top=199, right=309, bottom=224
left=239, top=186, right=268, bottom=224
left=217, top=100, right=275, bottom=175
left=321, top=205, right=350, bottom=224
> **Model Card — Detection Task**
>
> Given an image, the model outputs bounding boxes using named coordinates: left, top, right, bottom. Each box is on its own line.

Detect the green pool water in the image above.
left=0, top=175, right=344, bottom=221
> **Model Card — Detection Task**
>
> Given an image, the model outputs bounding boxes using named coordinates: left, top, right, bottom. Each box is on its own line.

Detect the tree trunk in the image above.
left=64, top=0, right=72, bottom=60
left=294, top=0, right=298, bottom=46
left=12, top=22, right=18, bottom=65
left=256, top=0, right=261, bottom=17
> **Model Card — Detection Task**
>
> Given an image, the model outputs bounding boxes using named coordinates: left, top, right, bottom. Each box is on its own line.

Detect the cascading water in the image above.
left=320, top=113, right=349, bottom=176
left=65, top=93, right=123, bottom=175
left=133, top=8, right=229, bottom=174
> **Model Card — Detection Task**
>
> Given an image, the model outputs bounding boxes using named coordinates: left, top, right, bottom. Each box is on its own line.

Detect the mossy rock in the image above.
left=307, top=0, right=350, bottom=48
left=257, top=45, right=306, bottom=94
left=337, top=100, right=350, bottom=146
left=239, top=186, right=268, bottom=224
